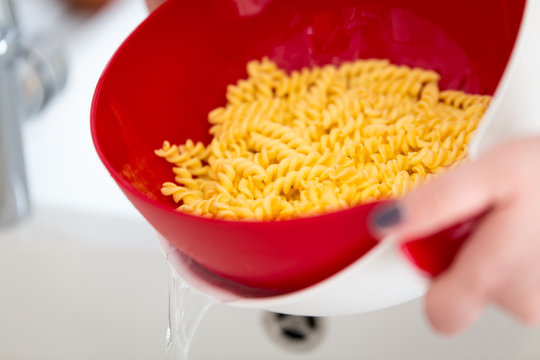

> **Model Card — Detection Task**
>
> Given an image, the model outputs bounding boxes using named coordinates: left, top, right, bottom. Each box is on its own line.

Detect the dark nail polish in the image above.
left=373, top=205, right=402, bottom=229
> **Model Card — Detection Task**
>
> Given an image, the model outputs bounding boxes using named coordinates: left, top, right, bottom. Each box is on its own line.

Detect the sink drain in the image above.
left=262, top=312, right=326, bottom=352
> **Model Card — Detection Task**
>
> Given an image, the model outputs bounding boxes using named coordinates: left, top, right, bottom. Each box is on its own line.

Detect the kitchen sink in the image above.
left=1, top=207, right=540, bottom=360
left=1, top=0, right=538, bottom=358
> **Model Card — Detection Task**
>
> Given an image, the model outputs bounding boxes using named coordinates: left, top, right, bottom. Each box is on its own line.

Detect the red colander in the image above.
left=91, top=0, right=524, bottom=293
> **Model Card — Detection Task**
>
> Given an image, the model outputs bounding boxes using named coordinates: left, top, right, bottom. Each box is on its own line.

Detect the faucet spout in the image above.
left=0, top=0, right=66, bottom=226
left=0, top=0, right=17, bottom=29
left=0, top=10, right=30, bottom=225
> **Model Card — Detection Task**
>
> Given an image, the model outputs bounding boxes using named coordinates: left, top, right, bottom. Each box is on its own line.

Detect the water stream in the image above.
left=166, top=265, right=216, bottom=360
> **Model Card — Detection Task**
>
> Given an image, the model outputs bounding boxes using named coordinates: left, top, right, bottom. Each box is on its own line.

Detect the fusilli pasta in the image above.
left=155, top=58, right=491, bottom=221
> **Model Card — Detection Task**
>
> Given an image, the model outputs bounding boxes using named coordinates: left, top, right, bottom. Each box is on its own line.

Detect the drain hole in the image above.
left=282, top=327, right=307, bottom=341
left=263, top=312, right=326, bottom=352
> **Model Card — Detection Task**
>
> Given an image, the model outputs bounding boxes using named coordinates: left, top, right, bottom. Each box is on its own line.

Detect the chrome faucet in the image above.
left=0, top=0, right=66, bottom=226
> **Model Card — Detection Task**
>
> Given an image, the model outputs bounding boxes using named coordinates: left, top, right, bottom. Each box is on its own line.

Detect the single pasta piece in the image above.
left=155, top=58, right=491, bottom=221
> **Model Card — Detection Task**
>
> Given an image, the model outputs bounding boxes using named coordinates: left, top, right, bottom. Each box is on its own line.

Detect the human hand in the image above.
left=145, top=0, right=166, bottom=12
left=372, top=136, right=540, bottom=334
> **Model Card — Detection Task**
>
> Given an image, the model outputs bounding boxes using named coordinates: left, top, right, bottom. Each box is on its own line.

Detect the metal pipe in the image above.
left=0, top=8, right=30, bottom=225
left=0, top=0, right=67, bottom=226
left=0, top=0, right=17, bottom=29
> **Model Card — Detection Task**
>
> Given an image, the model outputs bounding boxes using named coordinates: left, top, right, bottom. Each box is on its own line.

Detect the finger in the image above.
left=424, top=206, right=517, bottom=334
left=424, top=272, right=486, bottom=335
left=371, top=148, right=515, bottom=242
left=496, top=287, right=540, bottom=327
left=493, top=249, right=540, bottom=327
left=489, top=195, right=540, bottom=326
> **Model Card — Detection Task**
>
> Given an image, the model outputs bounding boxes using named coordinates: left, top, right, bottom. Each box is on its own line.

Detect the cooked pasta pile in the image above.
left=156, top=58, right=490, bottom=220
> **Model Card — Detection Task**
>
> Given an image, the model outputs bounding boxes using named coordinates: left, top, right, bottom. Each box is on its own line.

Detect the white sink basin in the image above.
left=194, top=301, right=540, bottom=360
left=2, top=208, right=540, bottom=360
left=0, top=208, right=168, bottom=359
left=1, top=0, right=538, bottom=359
left=2, top=208, right=540, bottom=359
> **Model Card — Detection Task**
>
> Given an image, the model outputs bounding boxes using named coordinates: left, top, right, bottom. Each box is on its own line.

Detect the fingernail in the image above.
left=373, top=205, right=403, bottom=230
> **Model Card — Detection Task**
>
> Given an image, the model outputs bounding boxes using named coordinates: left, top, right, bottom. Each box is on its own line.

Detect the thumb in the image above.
left=370, top=152, right=510, bottom=242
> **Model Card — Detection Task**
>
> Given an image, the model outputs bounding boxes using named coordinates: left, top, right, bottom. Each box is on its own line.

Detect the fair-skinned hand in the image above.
left=372, top=136, right=540, bottom=335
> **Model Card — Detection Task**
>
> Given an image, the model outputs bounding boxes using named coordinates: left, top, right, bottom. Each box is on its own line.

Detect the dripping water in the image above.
left=166, top=265, right=216, bottom=360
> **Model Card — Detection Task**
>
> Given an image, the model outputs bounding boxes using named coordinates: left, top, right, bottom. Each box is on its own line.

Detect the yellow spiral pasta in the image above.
left=155, top=58, right=491, bottom=221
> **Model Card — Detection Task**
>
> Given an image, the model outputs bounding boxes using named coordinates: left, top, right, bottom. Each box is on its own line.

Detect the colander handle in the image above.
left=399, top=213, right=486, bottom=277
